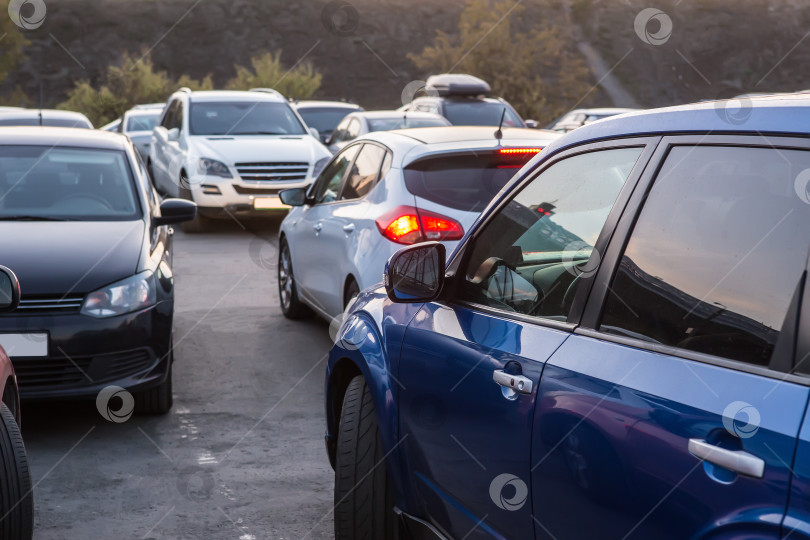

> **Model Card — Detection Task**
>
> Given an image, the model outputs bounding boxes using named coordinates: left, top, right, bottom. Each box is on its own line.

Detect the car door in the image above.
left=396, top=142, right=655, bottom=539
left=315, top=142, right=389, bottom=311
left=531, top=137, right=810, bottom=539
left=151, top=99, right=178, bottom=192
left=292, top=144, right=361, bottom=316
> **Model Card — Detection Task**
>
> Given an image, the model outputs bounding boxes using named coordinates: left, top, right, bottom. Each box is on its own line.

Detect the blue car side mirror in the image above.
left=384, top=242, right=446, bottom=303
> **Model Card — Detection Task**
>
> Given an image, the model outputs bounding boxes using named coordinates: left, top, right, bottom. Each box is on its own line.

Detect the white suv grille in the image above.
left=235, top=162, right=309, bottom=182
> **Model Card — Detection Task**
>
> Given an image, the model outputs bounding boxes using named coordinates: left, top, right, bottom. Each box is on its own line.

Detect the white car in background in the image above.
left=148, top=88, right=331, bottom=232
left=277, top=126, right=561, bottom=319
left=326, top=110, right=450, bottom=153
left=117, top=103, right=166, bottom=159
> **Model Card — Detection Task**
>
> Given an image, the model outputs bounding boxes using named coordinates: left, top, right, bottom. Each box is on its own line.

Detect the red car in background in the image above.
left=0, top=265, right=33, bottom=540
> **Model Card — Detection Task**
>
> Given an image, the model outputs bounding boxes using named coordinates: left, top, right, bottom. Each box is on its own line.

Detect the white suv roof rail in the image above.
left=249, top=88, right=285, bottom=99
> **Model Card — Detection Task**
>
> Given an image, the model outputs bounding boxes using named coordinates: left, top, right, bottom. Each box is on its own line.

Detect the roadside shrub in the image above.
left=226, top=50, right=322, bottom=99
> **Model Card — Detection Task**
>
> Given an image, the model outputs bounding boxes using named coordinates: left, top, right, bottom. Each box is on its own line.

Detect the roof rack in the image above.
left=249, top=88, right=286, bottom=99
left=425, top=74, right=491, bottom=97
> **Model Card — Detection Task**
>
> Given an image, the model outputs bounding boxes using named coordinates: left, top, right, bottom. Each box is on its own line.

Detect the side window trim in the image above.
left=580, top=134, right=810, bottom=379
left=337, top=142, right=391, bottom=201
left=311, top=143, right=363, bottom=205
left=442, top=136, right=661, bottom=329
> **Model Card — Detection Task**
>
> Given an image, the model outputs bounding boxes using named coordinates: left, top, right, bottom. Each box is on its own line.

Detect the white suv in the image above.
left=149, top=88, right=332, bottom=231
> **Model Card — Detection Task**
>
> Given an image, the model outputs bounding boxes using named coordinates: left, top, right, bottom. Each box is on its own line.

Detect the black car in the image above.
left=402, top=73, right=537, bottom=128
left=0, top=127, right=196, bottom=413
left=293, top=100, right=363, bottom=143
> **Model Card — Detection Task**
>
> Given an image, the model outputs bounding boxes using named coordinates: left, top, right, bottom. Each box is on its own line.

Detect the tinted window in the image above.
left=313, top=145, right=360, bottom=204
left=404, top=152, right=535, bottom=213
left=0, top=146, right=140, bottom=220
left=341, top=144, right=386, bottom=200
left=443, top=101, right=523, bottom=127
left=189, top=102, right=306, bottom=135
left=298, top=107, right=357, bottom=133
left=126, top=112, right=160, bottom=132
left=367, top=116, right=448, bottom=131
left=161, top=100, right=179, bottom=129
left=458, top=148, right=643, bottom=320
left=601, top=145, right=810, bottom=366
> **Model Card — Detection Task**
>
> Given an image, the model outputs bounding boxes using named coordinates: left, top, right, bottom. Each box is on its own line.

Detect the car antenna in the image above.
left=494, top=107, right=506, bottom=144
left=403, top=111, right=408, bottom=127
left=38, top=83, right=44, bottom=126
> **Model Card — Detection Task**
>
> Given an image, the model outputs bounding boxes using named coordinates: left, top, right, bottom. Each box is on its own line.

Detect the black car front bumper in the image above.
left=0, top=300, right=173, bottom=400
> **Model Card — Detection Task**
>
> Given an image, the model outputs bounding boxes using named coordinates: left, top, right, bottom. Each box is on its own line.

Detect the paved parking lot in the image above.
left=21, top=220, right=335, bottom=539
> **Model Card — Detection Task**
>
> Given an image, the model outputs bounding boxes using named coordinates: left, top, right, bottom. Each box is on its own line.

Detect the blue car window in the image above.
left=600, top=145, right=810, bottom=366
left=458, top=147, right=643, bottom=320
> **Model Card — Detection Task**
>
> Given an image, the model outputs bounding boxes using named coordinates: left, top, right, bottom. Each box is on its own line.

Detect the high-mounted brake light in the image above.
left=376, top=206, right=464, bottom=245
left=499, top=147, right=543, bottom=155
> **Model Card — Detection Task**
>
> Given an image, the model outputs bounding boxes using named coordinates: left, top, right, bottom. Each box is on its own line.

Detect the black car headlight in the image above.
left=312, top=156, right=330, bottom=178
left=198, top=157, right=232, bottom=178
left=81, top=271, right=157, bottom=318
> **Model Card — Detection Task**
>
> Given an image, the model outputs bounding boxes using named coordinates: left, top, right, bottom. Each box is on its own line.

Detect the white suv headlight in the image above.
left=198, top=157, right=232, bottom=178
left=81, top=271, right=157, bottom=318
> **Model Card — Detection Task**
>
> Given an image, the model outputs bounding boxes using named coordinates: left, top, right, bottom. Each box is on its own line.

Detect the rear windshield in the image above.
left=298, top=107, right=357, bottom=133
left=368, top=116, right=448, bottom=131
left=189, top=101, right=306, bottom=136
left=0, top=145, right=140, bottom=220
left=404, top=152, right=533, bottom=212
left=443, top=101, right=523, bottom=127
left=125, top=112, right=160, bottom=132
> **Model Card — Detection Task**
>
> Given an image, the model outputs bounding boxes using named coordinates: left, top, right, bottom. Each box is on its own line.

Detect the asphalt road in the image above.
left=20, top=219, right=336, bottom=539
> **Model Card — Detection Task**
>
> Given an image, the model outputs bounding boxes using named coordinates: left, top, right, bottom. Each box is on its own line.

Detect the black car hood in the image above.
left=0, top=221, right=144, bottom=296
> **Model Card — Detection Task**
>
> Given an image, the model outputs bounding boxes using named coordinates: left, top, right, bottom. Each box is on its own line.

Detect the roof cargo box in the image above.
left=425, top=74, right=491, bottom=97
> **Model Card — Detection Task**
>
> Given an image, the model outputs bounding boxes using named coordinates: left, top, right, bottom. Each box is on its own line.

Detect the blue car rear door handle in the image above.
left=688, top=438, right=765, bottom=478
left=342, top=223, right=355, bottom=234
left=493, top=370, right=533, bottom=394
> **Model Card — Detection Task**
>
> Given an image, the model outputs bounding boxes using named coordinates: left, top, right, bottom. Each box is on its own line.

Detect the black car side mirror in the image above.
left=384, top=242, right=446, bottom=303
left=279, top=187, right=309, bottom=207
left=154, top=199, right=197, bottom=226
left=0, top=266, right=21, bottom=312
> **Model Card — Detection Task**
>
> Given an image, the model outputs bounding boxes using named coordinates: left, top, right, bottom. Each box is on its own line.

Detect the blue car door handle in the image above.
left=688, top=438, right=765, bottom=478
left=493, top=370, right=533, bottom=394
left=342, top=223, right=355, bottom=234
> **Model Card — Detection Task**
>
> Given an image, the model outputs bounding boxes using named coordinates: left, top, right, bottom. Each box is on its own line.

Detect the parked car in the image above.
left=118, top=105, right=165, bottom=159
left=324, top=95, right=810, bottom=539
left=293, top=100, right=363, bottom=144
left=547, top=107, right=637, bottom=132
left=277, top=126, right=560, bottom=320
left=0, top=109, right=92, bottom=129
left=0, top=265, right=33, bottom=540
left=400, top=73, right=537, bottom=128
left=0, top=127, right=196, bottom=413
left=148, top=88, right=331, bottom=232
left=326, top=111, right=450, bottom=153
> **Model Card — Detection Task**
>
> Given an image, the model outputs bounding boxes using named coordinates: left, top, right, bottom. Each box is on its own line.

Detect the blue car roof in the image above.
left=542, top=94, right=810, bottom=156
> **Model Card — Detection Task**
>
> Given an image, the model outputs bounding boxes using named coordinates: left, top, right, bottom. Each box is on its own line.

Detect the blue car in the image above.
left=325, top=94, right=810, bottom=539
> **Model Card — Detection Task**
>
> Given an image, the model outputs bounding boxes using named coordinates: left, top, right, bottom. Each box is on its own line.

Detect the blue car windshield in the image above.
left=0, top=145, right=140, bottom=221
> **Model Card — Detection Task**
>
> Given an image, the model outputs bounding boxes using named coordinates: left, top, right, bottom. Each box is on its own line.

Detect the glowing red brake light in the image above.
left=376, top=206, right=464, bottom=245
left=498, top=148, right=543, bottom=155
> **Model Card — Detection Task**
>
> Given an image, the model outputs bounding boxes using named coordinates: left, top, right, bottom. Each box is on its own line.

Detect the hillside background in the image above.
left=3, top=0, right=810, bottom=123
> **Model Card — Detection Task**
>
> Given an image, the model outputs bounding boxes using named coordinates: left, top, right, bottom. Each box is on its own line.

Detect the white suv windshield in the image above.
left=0, top=146, right=140, bottom=221
left=189, top=101, right=307, bottom=136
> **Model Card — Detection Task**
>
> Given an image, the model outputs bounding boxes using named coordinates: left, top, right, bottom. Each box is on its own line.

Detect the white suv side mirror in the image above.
left=167, top=128, right=180, bottom=142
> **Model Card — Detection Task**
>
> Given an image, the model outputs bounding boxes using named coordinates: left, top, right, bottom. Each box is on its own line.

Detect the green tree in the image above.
left=226, top=50, right=322, bottom=99
left=409, top=0, right=591, bottom=124
left=0, top=0, right=30, bottom=106
left=58, top=52, right=213, bottom=126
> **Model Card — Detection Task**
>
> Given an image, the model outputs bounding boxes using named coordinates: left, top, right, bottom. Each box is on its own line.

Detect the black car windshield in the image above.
left=125, top=112, right=160, bottom=132
left=367, top=116, right=448, bottom=131
left=0, top=146, right=141, bottom=221
left=298, top=107, right=357, bottom=133
left=443, top=101, right=523, bottom=127
left=189, top=101, right=307, bottom=135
